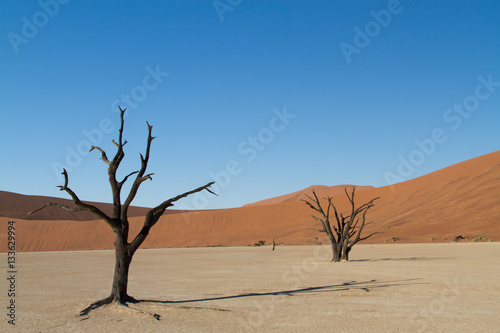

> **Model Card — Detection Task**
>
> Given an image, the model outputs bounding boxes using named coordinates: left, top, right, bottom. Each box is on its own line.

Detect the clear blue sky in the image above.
left=1, top=0, right=499, bottom=210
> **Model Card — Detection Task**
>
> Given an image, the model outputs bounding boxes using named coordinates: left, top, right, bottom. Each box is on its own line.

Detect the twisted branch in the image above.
left=122, top=122, right=155, bottom=220
left=129, top=181, right=216, bottom=253
left=24, top=169, right=117, bottom=229
left=23, top=202, right=85, bottom=218
left=89, top=146, right=111, bottom=165
left=303, top=186, right=380, bottom=261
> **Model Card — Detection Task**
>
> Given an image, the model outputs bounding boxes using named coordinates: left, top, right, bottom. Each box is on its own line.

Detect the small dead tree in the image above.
left=302, top=187, right=379, bottom=262
left=24, top=108, right=215, bottom=320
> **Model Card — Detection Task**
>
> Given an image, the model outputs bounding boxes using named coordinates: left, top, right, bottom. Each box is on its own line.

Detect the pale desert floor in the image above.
left=1, top=243, right=499, bottom=332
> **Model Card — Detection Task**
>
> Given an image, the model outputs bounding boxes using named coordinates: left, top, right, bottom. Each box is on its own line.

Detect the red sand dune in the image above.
left=0, top=191, right=154, bottom=221
left=1, top=151, right=499, bottom=252
left=244, top=184, right=374, bottom=206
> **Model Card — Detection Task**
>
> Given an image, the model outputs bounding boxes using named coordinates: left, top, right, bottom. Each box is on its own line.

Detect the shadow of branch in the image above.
left=136, top=278, right=426, bottom=305
left=350, top=256, right=457, bottom=262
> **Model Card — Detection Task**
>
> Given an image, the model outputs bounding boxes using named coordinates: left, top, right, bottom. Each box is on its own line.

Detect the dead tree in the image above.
left=302, top=187, right=379, bottom=262
left=24, top=108, right=215, bottom=320
left=454, top=235, right=468, bottom=242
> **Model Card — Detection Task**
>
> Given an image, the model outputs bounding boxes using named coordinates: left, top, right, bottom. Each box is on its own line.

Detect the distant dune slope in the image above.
left=0, top=191, right=177, bottom=221
left=1, top=151, right=499, bottom=252
left=244, top=185, right=374, bottom=206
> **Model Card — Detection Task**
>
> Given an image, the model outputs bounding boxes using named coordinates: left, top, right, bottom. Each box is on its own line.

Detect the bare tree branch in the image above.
left=112, top=138, right=128, bottom=149
left=301, top=194, right=321, bottom=212
left=205, top=187, right=218, bottom=196
left=357, top=231, right=382, bottom=242
left=346, top=195, right=379, bottom=250
left=303, top=191, right=339, bottom=244
left=139, top=173, right=154, bottom=184
left=111, top=107, right=127, bottom=166
left=309, top=227, right=326, bottom=233
left=309, top=214, right=324, bottom=223
left=148, top=181, right=216, bottom=223
left=120, top=171, right=139, bottom=186
left=89, top=146, right=111, bottom=165
left=330, top=202, right=342, bottom=239
left=122, top=122, right=155, bottom=220
left=23, top=202, right=86, bottom=218
left=301, top=199, right=317, bottom=212
left=25, top=169, right=117, bottom=229
left=129, top=181, right=215, bottom=252
left=58, top=169, right=116, bottom=226
left=350, top=216, right=363, bottom=231
left=95, top=107, right=129, bottom=222
left=304, top=186, right=380, bottom=262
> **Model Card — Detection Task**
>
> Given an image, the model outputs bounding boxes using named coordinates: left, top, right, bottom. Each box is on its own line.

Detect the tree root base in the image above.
left=79, top=295, right=160, bottom=321
left=79, top=295, right=230, bottom=321
left=114, top=300, right=161, bottom=321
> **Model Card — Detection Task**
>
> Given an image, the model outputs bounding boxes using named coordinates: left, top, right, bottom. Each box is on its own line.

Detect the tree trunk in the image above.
left=340, top=241, right=350, bottom=261
left=341, top=246, right=350, bottom=261
left=110, top=232, right=133, bottom=303
left=331, top=242, right=342, bottom=262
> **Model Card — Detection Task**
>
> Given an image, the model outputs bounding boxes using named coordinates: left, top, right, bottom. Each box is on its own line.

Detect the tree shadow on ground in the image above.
left=78, top=278, right=426, bottom=320
left=136, top=278, right=426, bottom=306
left=350, top=256, right=457, bottom=262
